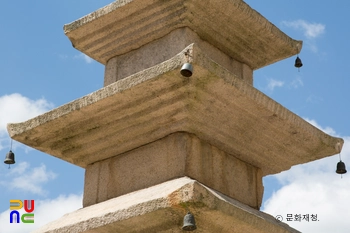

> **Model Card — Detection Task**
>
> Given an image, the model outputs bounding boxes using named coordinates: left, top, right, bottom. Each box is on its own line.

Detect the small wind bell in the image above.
left=4, top=139, right=15, bottom=168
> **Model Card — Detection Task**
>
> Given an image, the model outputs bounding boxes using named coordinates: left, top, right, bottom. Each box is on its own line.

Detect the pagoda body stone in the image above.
left=7, top=0, right=343, bottom=232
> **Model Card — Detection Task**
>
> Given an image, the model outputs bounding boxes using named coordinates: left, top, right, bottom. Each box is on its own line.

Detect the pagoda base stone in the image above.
left=33, top=177, right=299, bottom=233
left=84, top=132, right=263, bottom=210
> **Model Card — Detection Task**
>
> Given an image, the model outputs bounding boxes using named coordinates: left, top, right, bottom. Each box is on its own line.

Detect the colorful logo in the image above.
left=9, top=200, right=35, bottom=223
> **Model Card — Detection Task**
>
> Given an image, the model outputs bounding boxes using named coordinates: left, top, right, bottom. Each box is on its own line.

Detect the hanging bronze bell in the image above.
left=180, top=63, right=193, bottom=77
left=182, top=212, right=197, bottom=231
left=295, top=56, right=303, bottom=68
left=4, top=150, right=15, bottom=165
left=336, top=161, right=347, bottom=174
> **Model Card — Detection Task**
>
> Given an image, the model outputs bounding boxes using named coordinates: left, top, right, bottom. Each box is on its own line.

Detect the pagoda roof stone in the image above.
left=7, top=44, right=342, bottom=176
left=64, top=0, right=302, bottom=70
left=32, top=177, right=301, bottom=233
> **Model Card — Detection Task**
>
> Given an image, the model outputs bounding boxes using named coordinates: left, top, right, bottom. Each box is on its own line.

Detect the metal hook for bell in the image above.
left=182, top=212, right=197, bottom=231
left=180, top=50, right=193, bottom=77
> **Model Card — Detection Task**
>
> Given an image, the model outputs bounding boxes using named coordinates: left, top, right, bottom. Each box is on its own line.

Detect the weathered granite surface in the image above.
left=7, top=44, right=343, bottom=176
left=32, top=177, right=301, bottom=233
left=83, top=132, right=263, bottom=209
left=64, top=0, right=302, bottom=69
left=103, top=27, right=253, bottom=86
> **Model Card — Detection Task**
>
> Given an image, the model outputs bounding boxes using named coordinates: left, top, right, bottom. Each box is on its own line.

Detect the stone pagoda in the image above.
left=7, top=0, right=343, bottom=232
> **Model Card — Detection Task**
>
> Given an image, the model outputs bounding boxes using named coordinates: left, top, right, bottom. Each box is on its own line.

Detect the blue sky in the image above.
left=0, top=1, right=349, bottom=232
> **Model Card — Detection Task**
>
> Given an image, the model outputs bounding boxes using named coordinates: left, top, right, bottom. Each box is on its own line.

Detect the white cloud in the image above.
left=0, top=93, right=53, bottom=150
left=58, top=54, right=68, bottom=60
left=305, top=40, right=319, bottom=53
left=74, top=53, right=94, bottom=64
left=0, top=162, right=57, bottom=196
left=0, top=193, right=82, bottom=233
left=282, top=20, right=325, bottom=39
left=306, top=95, right=323, bottom=104
left=262, top=120, right=350, bottom=233
left=7, top=161, right=30, bottom=175
left=267, top=78, right=284, bottom=91
left=304, top=118, right=337, bottom=136
left=282, top=19, right=325, bottom=53
left=0, top=94, right=53, bottom=151
left=289, top=76, right=303, bottom=89
left=0, top=93, right=53, bottom=133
